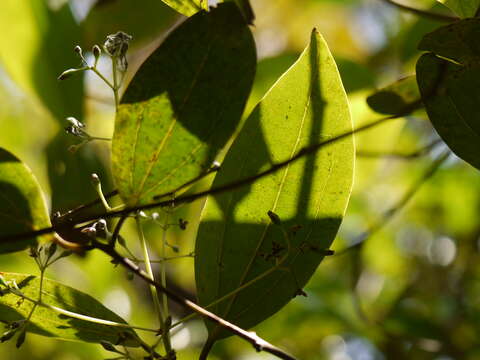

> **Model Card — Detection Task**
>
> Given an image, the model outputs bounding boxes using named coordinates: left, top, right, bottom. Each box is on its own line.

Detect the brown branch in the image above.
left=380, top=0, right=459, bottom=22
left=93, top=240, right=297, bottom=360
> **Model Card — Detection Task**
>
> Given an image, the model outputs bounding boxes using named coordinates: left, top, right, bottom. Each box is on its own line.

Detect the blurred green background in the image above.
left=1, top=0, right=479, bottom=359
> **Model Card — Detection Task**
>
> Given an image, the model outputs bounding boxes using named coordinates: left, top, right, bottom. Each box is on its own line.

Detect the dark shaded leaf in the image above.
left=418, top=18, right=480, bottom=66
left=417, top=53, right=480, bottom=170
left=367, top=75, right=421, bottom=115
left=0, top=148, right=51, bottom=254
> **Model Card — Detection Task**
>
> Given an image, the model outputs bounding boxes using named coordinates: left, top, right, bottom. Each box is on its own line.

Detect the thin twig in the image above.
left=356, top=139, right=442, bottom=159
left=380, top=0, right=459, bottom=22
left=0, top=113, right=404, bottom=244
left=92, top=240, right=297, bottom=360
left=336, top=149, right=451, bottom=255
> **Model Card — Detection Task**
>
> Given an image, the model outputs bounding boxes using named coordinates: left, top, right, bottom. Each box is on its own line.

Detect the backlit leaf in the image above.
left=0, top=148, right=51, bottom=254
left=195, top=29, right=354, bottom=340
left=160, top=0, right=206, bottom=16
left=112, top=3, right=256, bottom=206
left=0, top=273, right=139, bottom=346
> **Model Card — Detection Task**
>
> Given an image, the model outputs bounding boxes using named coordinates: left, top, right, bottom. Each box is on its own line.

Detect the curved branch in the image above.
left=0, top=112, right=410, bottom=244
left=93, top=240, right=297, bottom=360
left=380, top=0, right=459, bottom=22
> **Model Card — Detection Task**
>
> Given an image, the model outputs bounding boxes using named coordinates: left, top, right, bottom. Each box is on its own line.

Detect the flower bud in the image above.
left=267, top=210, right=281, bottom=225
left=58, top=68, right=79, bottom=80
left=91, top=173, right=100, bottom=186
left=66, top=117, right=85, bottom=128
left=92, top=45, right=101, bottom=59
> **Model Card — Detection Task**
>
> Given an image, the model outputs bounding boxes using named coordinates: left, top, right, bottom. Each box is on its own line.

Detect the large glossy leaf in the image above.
left=437, top=0, right=480, bottom=18
left=416, top=54, right=480, bottom=170
left=418, top=18, right=480, bottom=66
left=195, top=30, right=354, bottom=340
left=112, top=3, right=256, bottom=206
left=417, top=19, right=480, bottom=170
left=367, top=75, right=421, bottom=115
left=0, top=273, right=138, bottom=346
left=0, top=149, right=51, bottom=254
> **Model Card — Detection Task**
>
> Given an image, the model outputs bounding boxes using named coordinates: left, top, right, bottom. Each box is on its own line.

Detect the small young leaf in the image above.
left=195, top=29, right=354, bottom=340
left=112, top=2, right=256, bottom=206
left=0, top=148, right=52, bottom=253
left=437, top=0, right=480, bottom=18
left=0, top=273, right=139, bottom=346
left=367, top=75, right=421, bottom=115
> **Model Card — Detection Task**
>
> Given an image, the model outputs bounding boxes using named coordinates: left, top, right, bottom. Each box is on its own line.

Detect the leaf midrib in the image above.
left=218, top=82, right=313, bottom=323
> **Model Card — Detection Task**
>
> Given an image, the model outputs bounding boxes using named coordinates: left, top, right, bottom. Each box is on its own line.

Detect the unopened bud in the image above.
left=68, top=144, right=79, bottom=153
left=179, top=218, right=188, bottom=230
left=100, top=341, right=117, bottom=353
left=92, top=45, right=101, bottom=59
left=210, top=161, right=221, bottom=171
left=267, top=210, right=281, bottom=225
left=15, top=329, right=26, bottom=348
left=81, top=226, right=97, bottom=238
left=58, top=68, right=79, bottom=80
left=66, top=117, right=85, bottom=128
left=47, top=242, right=57, bottom=259
left=91, top=173, right=100, bottom=186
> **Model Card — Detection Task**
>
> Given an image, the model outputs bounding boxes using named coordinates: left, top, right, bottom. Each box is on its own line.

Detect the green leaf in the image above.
left=159, top=0, right=206, bottom=16
left=418, top=18, right=480, bottom=66
left=417, top=19, right=480, bottom=170
left=416, top=53, right=480, bottom=170
left=367, top=75, right=421, bottom=115
left=195, top=29, right=354, bottom=340
left=0, top=273, right=139, bottom=346
left=437, top=0, right=480, bottom=18
left=112, top=3, right=256, bottom=206
left=0, top=148, right=51, bottom=254
left=231, top=0, right=255, bottom=24
left=245, top=53, right=299, bottom=117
